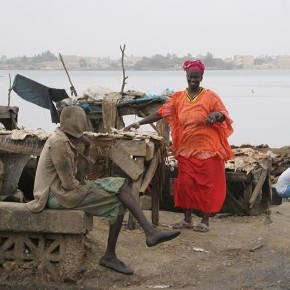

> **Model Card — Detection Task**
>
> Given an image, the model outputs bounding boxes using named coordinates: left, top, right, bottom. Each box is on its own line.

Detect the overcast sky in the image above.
left=1, top=0, right=290, bottom=59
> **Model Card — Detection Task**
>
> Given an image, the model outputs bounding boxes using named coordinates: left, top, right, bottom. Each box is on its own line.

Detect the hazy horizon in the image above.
left=1, top=0, right=289, bottom=60
left=1, top=50, right=288, bottom=60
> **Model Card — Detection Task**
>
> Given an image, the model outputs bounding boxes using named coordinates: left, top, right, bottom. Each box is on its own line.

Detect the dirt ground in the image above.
left=2, top=202, right=290, bottom=290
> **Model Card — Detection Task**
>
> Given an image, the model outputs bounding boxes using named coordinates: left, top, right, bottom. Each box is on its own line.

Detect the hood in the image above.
left=60, top=106, right=87, bottom=138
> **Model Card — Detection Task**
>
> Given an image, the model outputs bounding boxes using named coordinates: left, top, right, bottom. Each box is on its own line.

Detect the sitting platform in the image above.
left=0, top=202, right=93, bottom=281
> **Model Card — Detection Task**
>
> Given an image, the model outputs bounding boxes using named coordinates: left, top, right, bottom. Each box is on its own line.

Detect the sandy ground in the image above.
left=2, top=202, right=290, bottom=290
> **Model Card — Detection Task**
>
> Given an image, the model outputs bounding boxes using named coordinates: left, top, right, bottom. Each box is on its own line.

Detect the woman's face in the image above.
left=186, top=70, right=203, bottom=90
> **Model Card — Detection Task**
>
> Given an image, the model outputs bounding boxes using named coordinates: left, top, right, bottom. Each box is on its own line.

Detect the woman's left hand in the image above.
left=205, top=112, right=224, bottom=126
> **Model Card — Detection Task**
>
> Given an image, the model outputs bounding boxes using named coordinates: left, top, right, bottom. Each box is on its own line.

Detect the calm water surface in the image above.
left=0, top=69, right=289, bottom=148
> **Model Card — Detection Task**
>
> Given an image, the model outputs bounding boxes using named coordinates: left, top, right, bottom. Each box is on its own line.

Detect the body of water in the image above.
left=0, top=69, right=289, bottom=148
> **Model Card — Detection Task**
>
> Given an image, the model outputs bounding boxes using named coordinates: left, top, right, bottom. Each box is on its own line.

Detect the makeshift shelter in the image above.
left=0, top=128, right=166, bottom=226
left=55, top=88, right=171, bottom=134
left=224, top=147, right=272, bottom=214
left=0, top=106, right=18, bottom=130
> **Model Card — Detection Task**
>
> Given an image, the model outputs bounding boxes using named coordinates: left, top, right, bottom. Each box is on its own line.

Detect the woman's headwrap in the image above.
left=183, top=60, right=205, bottom=75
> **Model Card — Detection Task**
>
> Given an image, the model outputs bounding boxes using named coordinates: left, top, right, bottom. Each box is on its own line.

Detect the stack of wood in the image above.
left=230, top=144, right=290, bottom=183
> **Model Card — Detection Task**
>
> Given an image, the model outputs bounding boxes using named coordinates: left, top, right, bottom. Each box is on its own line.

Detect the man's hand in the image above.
left=78, top=135, right=91, bottom=156
left=78, top=135, right=91, bottom=147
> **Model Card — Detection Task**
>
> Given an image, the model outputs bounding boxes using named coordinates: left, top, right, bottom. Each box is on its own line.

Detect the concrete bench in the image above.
left=0, top=202, right=93, bottom=281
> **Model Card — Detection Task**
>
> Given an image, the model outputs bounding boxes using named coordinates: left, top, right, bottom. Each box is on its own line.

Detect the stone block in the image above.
left=0, top=202, right=93, bottom=234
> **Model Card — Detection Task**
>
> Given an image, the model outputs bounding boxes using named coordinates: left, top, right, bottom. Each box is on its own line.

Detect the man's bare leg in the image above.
left=99, top=183, right=180, bottom=275
left=117, top=183, right=180, bottom=246
left=100, top=214, right=134, bottom=275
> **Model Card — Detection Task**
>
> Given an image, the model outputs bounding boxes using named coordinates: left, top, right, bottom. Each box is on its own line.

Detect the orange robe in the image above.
left=157, top=89, right=234, bottom=213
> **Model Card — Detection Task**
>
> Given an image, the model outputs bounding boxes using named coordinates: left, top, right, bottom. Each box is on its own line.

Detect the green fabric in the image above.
left=47, top=194, right=63, bottom=209
left=47, top=177, right=127, bottom=225
left=85, top=177, right=127, bottom=193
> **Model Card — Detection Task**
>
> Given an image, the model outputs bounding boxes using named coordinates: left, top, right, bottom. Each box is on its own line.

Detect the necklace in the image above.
left=185, top=88, right=204, bottom=102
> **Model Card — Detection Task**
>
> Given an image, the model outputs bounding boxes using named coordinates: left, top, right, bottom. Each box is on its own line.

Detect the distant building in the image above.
left=0, top=55, right=7, bottom=62
left=233, top=55, right=254, bottom=67
left=277, top=55, right=290, bottom=67
left=41, top=60, right=62, bottom=70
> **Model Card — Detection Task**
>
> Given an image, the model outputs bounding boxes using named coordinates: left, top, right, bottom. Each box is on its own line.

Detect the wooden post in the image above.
left=140, top=152, right=158, bottom=193
left=156, top=119, right=170, bottom=147
left=243, top=181, right=253, bottom=204
left=249, top=168, right=268, bottom=208
left=8, top=73, right=12, bottom=106
left=151, top=163, right=161, bottom=226
left=59, top=53, right=77, bottom=97
left=120, top=44, right=128, bottom=95
left=127, top=157, right=144, bottom=230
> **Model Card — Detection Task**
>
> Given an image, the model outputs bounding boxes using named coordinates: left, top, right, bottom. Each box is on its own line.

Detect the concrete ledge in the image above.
left=0, top=202, right=93, bottom=234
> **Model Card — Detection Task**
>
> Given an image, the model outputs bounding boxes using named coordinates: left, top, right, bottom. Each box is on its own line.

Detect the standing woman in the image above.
left=124, top=60, right=234, bottom=232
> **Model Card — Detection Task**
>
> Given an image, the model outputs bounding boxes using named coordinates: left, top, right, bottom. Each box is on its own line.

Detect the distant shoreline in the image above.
left=0, top=67, right=289, bottom=71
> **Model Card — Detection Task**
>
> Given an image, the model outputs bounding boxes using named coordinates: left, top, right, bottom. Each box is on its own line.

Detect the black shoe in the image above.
left=99, top=257, right=134, bottom=275
left=146, top=230, right=181, bottom=247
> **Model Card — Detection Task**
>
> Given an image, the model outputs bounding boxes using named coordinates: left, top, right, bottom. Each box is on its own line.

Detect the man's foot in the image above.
left=99, top=256, right=134, bottom=275
left=146, top=230, right=181, bottom=247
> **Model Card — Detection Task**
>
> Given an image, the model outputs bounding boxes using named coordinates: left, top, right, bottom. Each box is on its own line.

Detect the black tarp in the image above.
left=12, top=74, right=70, bottom=123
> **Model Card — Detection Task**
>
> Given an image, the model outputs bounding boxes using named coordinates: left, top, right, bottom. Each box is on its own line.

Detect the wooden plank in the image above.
left=226, top=171, right=252, bottom=182
left=0, top=135, right=45, bottom=156
left=225, top=187, right=250, bottom=214
left=145, top=141, right=155, bottom=161
left=115, top=140, right=146, bottom=156
left=109, top=143, right=144, bottom=181
left=127, top=158, right=144, bottom=230
left=243, top=182, right=252, bottom=204
left=260, top=171, right=272, bottom=210
left=140, top=152, right=158, bottom=193
left=156, top=119, right=170, bottom=146
left=249, top=168, right=268, bottom=207
left=151, top=166, right=161, bottom=226
left=131, top=158, right=144, bottom=196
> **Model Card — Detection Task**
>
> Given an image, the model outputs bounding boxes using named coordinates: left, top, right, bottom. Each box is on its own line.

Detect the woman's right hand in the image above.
left=123, top=112, right=161, bottom=131
left=123, top=123, right=139, bottom=131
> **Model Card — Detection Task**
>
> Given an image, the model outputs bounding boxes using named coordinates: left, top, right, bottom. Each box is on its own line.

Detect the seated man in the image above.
left=273, top=167, right=290, bottom=200
left=25, top=106, right=180, bottom=275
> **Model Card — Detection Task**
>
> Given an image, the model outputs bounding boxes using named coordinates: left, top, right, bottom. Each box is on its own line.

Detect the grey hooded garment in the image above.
left=25, top=106, right=90, bottom=212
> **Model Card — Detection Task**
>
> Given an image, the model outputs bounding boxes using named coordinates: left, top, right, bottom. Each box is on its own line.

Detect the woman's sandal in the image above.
left=193, top=223, right=209, bottom=232
left=172, top=220, right=193, bottom=229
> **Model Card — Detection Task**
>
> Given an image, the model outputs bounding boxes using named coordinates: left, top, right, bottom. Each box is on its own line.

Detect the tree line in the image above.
left=0, top=50, right=279, bottom=70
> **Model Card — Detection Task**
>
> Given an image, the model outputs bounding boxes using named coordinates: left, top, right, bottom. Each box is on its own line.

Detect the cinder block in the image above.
left=0, top=202, right=93, bottom=234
